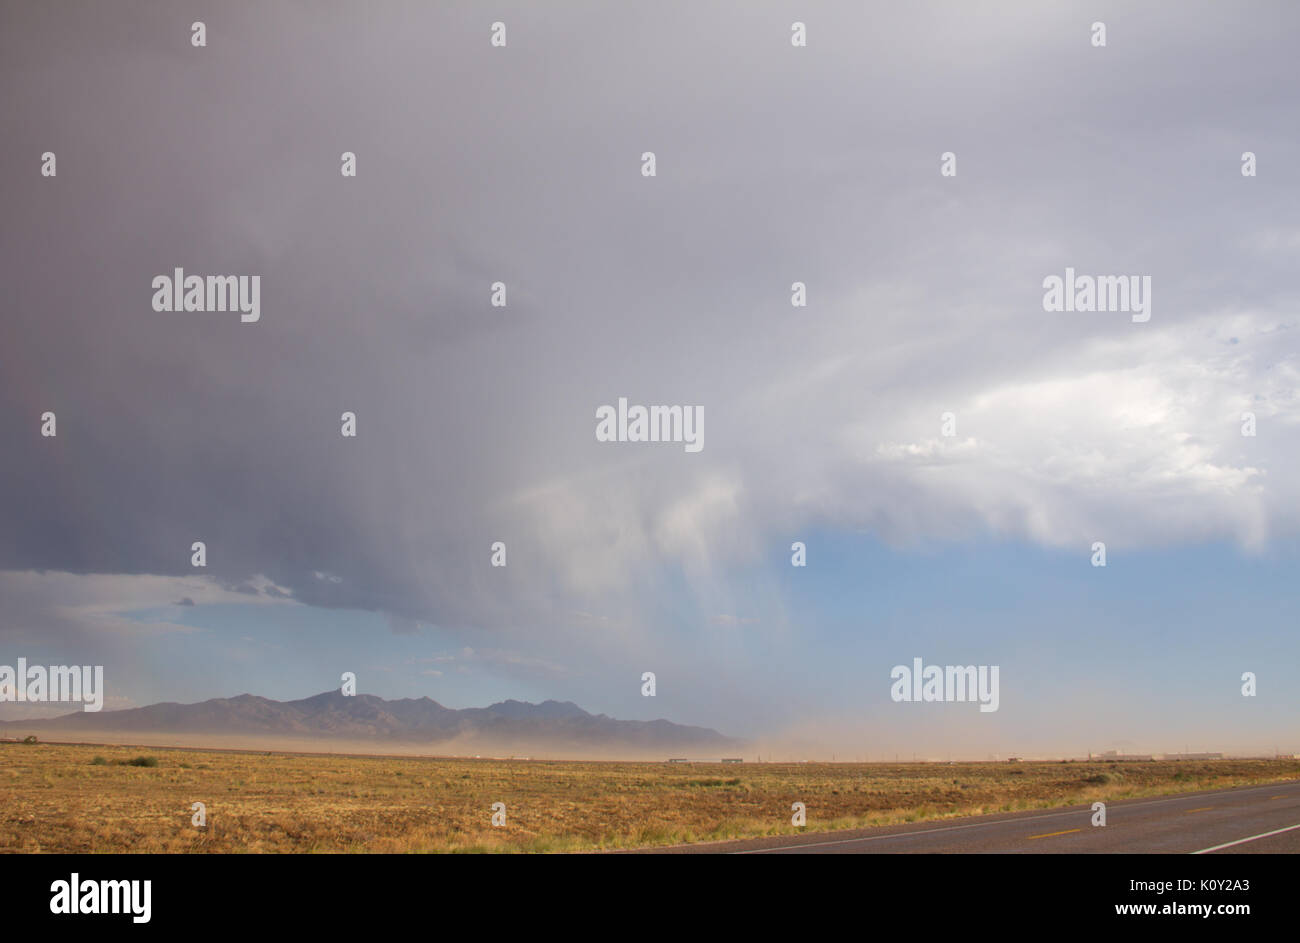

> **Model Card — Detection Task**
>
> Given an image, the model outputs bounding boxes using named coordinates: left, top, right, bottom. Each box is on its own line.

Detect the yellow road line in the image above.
left=1028, top=828, right=1081, bottom=840
left=1185, top=807, right=1214, bottom=813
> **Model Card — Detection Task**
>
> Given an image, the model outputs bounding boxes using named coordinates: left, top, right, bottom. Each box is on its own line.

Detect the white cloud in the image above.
left=0, top=571, right=298, bottom=645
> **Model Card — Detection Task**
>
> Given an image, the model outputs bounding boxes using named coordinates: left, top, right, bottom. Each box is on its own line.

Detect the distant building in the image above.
left=1162, top=753, right=1223, bottom=761
left=720, top=757, right=743, bottom=764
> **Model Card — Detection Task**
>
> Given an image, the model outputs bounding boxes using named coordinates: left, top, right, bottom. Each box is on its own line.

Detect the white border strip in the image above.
left=1191, top=822, right=1300, bottom=855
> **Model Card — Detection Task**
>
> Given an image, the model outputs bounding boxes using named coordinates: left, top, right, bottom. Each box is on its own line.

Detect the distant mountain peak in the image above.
left=0, top=690, right=736, bottom=756
left=485, top=698, right=589, bottom=720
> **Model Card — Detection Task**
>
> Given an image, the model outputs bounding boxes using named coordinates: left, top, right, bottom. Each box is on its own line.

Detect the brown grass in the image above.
left=2, top=741, right=1296, bottom=853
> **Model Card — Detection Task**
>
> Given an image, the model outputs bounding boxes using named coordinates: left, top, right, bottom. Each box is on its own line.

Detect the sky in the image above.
left=1, top=1, right=1298, bottom=757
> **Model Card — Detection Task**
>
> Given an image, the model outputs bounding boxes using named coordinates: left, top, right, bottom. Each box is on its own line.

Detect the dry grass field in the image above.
left=2, top=741, right=1297, bottom=853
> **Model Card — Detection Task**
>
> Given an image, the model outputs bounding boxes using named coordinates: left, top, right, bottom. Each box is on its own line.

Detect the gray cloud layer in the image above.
left=2, top=2, right=1298, bottom=665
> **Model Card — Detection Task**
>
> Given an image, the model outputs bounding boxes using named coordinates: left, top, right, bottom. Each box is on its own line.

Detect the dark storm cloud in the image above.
left=2, top=1, right=1299, bottom=648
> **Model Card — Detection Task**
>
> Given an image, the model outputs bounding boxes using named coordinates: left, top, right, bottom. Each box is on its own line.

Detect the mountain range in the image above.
left=0, top=691, right=739, bottom=757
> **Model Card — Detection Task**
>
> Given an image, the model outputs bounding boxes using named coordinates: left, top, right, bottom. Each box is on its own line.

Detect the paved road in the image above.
left=650, top=779, right=1300, bottom=853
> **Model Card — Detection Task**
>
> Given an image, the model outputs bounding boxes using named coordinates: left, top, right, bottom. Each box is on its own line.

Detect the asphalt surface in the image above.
left=648, top=779, right=1300, bottom=853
